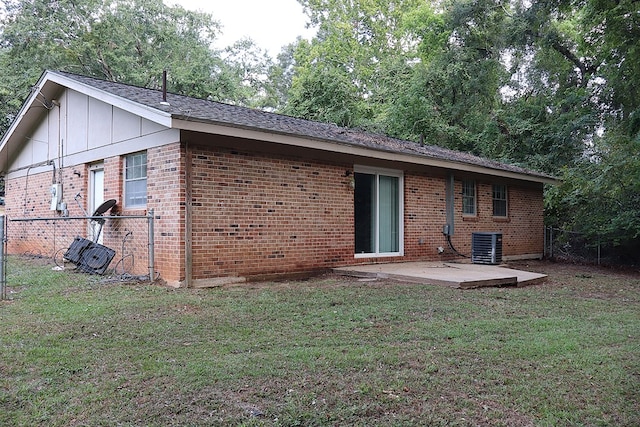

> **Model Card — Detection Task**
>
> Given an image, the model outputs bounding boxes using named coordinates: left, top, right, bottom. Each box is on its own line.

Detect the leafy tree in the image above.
left=290, top=0, right=640, bottom=260
left=219, top=39, right=276, bottom=107
left=540, top=0, right=640, bottom=259
left=283, top=39, right=370, bottom=127
left=546, top=130, right=640, bottom=261
left=260, top=40, right=299, bottom=112
left=0, top=0, right=270, bottom=133
left=389, top=0, right=509, bottom=153
left=288, top=0, right=425, bottom=129
left=292, top=0, right=514, bottom=154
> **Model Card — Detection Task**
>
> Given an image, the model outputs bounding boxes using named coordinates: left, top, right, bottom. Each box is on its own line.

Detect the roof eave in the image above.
left=0, top=70, right=173, bottom=174
left=172, top=118, right=559, bottom=185
left=0, top=71, right=52, bottom=174
left=45, top=71, right=172, bottom=127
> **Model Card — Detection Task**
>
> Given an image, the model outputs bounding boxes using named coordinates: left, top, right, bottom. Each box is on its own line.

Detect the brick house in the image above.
left=0, top=71, right=556, bottom=287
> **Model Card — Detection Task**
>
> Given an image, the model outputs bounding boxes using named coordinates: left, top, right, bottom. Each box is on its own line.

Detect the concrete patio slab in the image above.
left=333, top=262, right=546, bottom=289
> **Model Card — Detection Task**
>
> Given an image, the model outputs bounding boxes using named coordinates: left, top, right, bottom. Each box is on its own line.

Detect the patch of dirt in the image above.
left=506, top=260, right=640, bottom=302
left=17, top=254, right=55, bottom=267
left=506, top=259, right=640, bottom=278
left=223, top=260, right=640, bottom=294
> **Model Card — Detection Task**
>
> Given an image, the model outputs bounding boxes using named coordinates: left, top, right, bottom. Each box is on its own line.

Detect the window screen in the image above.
left=124, top=152, right=147, bottom=208
left=492, top=184, right=507, bottom=217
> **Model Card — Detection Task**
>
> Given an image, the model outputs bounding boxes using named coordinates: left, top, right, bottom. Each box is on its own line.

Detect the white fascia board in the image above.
left=0, top=74, right=49, bottom=154
left=46, top=71, right=172, bottom=128
left=0, top=71, right=173, bottom=174
left=173, top=119, right=557, bottom=185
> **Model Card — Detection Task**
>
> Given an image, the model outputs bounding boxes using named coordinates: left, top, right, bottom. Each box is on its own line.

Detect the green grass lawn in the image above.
left=1, top=257, right=638, bottom=426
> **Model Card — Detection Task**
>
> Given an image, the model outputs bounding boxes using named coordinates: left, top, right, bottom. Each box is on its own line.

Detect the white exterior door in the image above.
left=89, top=164, right=104, bottom=243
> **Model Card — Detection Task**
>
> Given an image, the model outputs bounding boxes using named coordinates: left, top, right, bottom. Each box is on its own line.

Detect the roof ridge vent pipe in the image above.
left=160, top=70, right=170, bottom=106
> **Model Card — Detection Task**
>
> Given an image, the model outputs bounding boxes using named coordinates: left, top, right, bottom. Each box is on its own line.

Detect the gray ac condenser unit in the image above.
left=471, top=232, right=503, bottom=265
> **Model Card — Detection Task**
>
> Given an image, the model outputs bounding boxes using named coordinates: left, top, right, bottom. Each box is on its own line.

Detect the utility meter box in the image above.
left=50, top=184, right=62, bottom=211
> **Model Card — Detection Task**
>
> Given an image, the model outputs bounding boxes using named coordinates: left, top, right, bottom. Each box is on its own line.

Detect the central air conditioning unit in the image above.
left=471, top=232, right=503, bottom=265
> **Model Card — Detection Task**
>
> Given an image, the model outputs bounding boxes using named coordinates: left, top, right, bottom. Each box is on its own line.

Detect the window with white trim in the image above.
left=354, top=166, right=403, bottom=257
left=124, top=151, right=147, bottom=208
left=492, top=184, right=508, bottom=217
left=462, top=180, right=476, bottom=216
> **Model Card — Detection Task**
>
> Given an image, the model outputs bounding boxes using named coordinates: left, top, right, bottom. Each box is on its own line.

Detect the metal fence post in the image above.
left=0, top=216, right=6, bottom=300
left=148, top=209, right=155, bottom=281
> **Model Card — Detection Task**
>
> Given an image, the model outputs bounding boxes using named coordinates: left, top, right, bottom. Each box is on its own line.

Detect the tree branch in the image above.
left=547, top=35, right=596, bottom=86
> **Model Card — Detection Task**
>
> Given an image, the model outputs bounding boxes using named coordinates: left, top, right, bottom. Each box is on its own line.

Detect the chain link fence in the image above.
left=0, top=212, right=155, bottom=299
left=544, top=226, right=638, bottom=266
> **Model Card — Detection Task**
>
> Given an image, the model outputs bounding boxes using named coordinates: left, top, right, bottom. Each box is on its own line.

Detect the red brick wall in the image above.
left=5, top=161, right=153, bottom=278
left=98, top=154, right=152, bottom=278
left=187, top=145, right=354, bottom=280
left=438, top=179, right=544, bottom=259
left=146, top=143, right=186, bottom=283
left=4, top=144, right=186, bottom=283
left=5, top=143, right=545, bottom=283
left=370, top=173, right=544, bottom=263
left=5, top=166, right=88, bottom=256
left=403, top=173, right=449, bottom=259
left=402, top=173, right=544, bottom=261
left=101, top=144, right=188, bottom=283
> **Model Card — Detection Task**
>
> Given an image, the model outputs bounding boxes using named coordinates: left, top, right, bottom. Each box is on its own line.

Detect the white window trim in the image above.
left=88, top=162, right=105, bottom=243
left=492, top=184, right=508, bottom=218
left=124, top=152, right=148, bottom=209
left=462, top=180, right=477, bottom=216
left=88, top=162, right=104, bottom=209
left=354, top=165, right=404, bottom=258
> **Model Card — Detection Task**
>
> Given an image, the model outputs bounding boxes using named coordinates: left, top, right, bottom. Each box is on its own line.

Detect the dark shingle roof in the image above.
left=56, top=71, right=554, bottom=182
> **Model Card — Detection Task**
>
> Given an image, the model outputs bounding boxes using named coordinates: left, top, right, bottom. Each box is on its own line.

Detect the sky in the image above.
left=164, top=0, right=316, bottom=56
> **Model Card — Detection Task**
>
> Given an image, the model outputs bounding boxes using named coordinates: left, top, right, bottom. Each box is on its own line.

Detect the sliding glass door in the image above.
left=354, top=167, right=403, bottom=256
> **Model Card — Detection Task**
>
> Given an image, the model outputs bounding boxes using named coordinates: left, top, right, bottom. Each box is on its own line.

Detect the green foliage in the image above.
left=285, top=62, right=364, bottom=127
left=287, top=0, right=426, bottom=130
left=538, top=0, right=640, bottom=256
left=218, top=39, right=276, bottom=107
left=284, top=39, right=369, bottom=127
left=482, top=86, right=597, bottom=173
left=402, top=3, right=447, bottom=60
left=547, top=130, right=640, bottom=255
left=581, top=0, right=640, bottom=121
left=259, top=40, right=299, bottom=112
left=288, top=0, right=640, bottom=256
left=0, top=0, right=271, bottom=133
